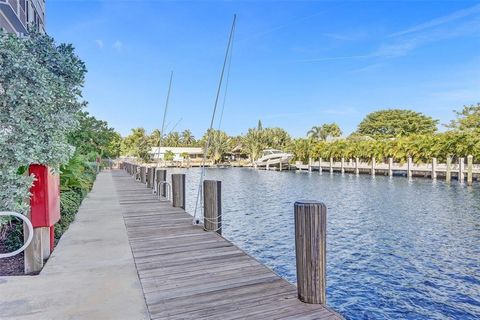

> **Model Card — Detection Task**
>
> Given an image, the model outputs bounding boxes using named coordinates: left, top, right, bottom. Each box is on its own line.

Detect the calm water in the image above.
left=167, top=168, right=480, bottom=320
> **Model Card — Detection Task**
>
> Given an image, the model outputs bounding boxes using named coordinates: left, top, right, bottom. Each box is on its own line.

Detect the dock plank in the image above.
left=112, top=170, right=343, bottom=320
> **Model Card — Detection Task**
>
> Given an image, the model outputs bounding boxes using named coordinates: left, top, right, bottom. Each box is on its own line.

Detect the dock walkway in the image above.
left=0, top=171, right=149, bottom=319
left=0, top=170, right=342, bottom=319
left=113, top=169, right=342, bottom=319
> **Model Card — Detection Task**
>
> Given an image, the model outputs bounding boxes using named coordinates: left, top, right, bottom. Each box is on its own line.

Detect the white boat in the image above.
left=255, top=149, right=293, bottom=168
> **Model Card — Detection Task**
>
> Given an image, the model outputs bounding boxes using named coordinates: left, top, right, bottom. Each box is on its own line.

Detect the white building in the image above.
left=150, top=147, right=204, bottom=161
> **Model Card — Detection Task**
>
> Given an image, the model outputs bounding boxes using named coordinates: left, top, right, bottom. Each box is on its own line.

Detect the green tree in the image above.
left=121, top=128, right=152, bottom=162
left=203, top=129, right=230, bottom=163
left=447, top=103, right=480, bottom=132
left=164, top=150, right=175, bottom=161
left=106, top=132, right=122, bottom=159
left=165, top=132, right=181, bottom=147
left=357, top=109, right=438, bottom=138
left=263, top=127, right=291, bottom=149
left=307, top=123, right=342, bottom=141
left=287, top=138, right=313, bottom=163
left=149, top=129, right=162, bottom=147
left=243, top=128, right=265, bottom=162
left=0, top=30, right=86, bottom=213
left=181, top=130, right=195, bottom=146
left=68, top=111, right=120, bottom=159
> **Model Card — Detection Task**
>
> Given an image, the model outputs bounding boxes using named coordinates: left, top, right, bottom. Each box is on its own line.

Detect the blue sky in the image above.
left=47, top=0, right=480, bottom=138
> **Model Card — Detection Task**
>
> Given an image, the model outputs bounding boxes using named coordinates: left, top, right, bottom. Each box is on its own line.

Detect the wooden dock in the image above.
left=292, top=157, right=479, bottom=184
left=112, top=170, right=342, bottom=320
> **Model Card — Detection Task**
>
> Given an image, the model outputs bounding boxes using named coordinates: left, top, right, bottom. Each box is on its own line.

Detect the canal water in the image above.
left=168, top=167, right=480, bottom=319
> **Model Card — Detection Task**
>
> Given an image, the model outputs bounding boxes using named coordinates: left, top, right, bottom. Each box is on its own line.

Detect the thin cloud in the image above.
left=238, top=11, right=324, bottom=43
left=390, top=4, right=480, bottom=37
left=323, top=33, right=354, bottom=41
left=113, top=40, right=123, bottom=51
left=350, top=63, right=385, bottom=74
left=297, top=6, right=480, bottom=63
left=294, top=54, right=372, bottom=63
left=95, top=39, right=104, bottom=49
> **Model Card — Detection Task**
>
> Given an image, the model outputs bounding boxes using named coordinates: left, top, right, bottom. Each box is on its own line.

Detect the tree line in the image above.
left=120, top=105, right=479, bottom=164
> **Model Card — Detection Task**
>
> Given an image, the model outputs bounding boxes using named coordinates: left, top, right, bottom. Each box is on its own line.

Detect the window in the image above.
left=25, top=0, right=29, bottom=21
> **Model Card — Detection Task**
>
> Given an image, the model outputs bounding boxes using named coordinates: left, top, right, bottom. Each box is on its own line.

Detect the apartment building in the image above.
left=0, top=0, right=45, bottom=35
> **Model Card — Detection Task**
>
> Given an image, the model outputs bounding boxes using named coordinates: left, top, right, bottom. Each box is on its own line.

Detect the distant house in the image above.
left=150, top=147, right=203, bottom=161
left=226, top=145, right=248, bottom=161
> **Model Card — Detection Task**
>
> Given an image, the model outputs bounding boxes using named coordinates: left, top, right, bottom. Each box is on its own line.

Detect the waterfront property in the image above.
left=0, top=168, right=343, bottom=319
left=114, top=168, right=342, bottom=319
left=150, top=146, right=204, bottom=160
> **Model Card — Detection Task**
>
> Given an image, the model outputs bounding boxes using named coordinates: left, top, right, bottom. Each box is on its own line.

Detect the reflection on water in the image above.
left=167, top=167, right=480, bottom=320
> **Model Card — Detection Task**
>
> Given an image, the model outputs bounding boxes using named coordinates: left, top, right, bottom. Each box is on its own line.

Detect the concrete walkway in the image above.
left=0, top=171, right=149, bottom=320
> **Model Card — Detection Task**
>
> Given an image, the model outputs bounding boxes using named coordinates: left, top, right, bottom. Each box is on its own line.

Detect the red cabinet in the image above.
left=29, top=164, right=61, bottom=228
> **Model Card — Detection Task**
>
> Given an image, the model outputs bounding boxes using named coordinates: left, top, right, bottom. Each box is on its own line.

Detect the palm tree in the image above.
left=263, top=127, right=291, bottom=149
left=150, top=129, right=161, bottom=147
left=205, top=130, right=230, bottom=163
left=243, top=128, right=265, bottom=162
left=181, top=130, right=195, bottom=146
left=165, top=132, right=181, bottom=147
left=307, top=126, right=324, bottom=140
left=307, top=123, right=342, bottom=141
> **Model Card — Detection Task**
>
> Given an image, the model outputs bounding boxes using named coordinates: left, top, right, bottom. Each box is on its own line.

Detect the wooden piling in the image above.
left=340, top=158, right=345, bottom=174
left=140, top=166, right=146, bottom=184
left=294, top=201, right=326, bottom=305
left=446, top=156, right=452, bottom=183
left=432, top=158, right=437, bottom=180
left=467, top=155, right=473, bottom=186
left=355, top=157, right=359, bottom=175
left=155, top=169, right=167, bottom=196
left=24, top=212, right=43, bottom=274
left=172, top=174, right=186, bottom=209
left=329, top=158, right=333, bottom=174
left=146, top=167, right=153, bottom=188
left=41, top=227, right=51, bottom=260
left=318, top=158, right=322, bottom=174
left=388, top=158, right=393, bottom=177
left=371, top=157, right=375, bottom=176
left=308, top=158, right=312, bottom=172
left=459, top=157, right=464, bottom=183
left=203, top=180, right=222, bottom=235
left=407, top=157, right=412, bottom=179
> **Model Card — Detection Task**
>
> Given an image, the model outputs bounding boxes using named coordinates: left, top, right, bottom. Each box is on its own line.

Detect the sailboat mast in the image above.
left=208, top=14, right=236, bottom=132
left=193, top=14, right=237, bottom=224
left=156, top=71, right=174, bottom=165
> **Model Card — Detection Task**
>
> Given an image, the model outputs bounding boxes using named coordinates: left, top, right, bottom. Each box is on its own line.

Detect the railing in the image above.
left=157, top=181, right=172, bottom=202
left=0, top=212, right=33, bottom=259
